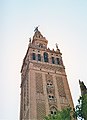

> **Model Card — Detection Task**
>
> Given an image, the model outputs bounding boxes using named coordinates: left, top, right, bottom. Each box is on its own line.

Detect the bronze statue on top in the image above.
left=56, top=43, right=58, bottom=50
left=34, top=25, right=39, bottom=32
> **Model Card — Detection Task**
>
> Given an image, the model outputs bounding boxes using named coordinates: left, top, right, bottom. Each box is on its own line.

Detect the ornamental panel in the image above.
left=37, top=102, right=46, bottom=120
left=56, top=76, right=66, bottom=97
left=35, top=73, right=43, bottom=94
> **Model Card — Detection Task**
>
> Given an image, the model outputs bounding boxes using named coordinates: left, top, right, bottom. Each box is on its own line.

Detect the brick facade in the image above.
left=20, top=28, right=74, bottom=120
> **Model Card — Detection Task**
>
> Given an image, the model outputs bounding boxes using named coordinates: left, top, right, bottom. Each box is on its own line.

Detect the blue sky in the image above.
left=0, top=0, right=87, bottom=120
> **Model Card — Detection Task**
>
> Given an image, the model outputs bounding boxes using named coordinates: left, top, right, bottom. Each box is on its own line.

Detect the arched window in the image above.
left=48, top=94, right=54, bottom=100
left=56, top=58, right=60, bottom=64
left=50, top=106, right=57, bottom=115
left=38, top=54, right=41, bottom=61
left=47, top=80, right=53, bottom=87
left=32, top=53, right=36, bottom=60
left=52, top=57, right=55, bottom=64
left=44, top=52, right=48, bottom=62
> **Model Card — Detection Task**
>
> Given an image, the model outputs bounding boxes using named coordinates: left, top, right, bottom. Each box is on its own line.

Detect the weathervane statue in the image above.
left=29, top=37, right=31, bottom=43
left=56, top=43, right=58, bottom=50
left=34, top=25, right=39, bottom=32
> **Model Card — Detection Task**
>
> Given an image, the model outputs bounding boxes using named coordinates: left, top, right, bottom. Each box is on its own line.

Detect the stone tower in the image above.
left=20, top=28, right=74, bottom=120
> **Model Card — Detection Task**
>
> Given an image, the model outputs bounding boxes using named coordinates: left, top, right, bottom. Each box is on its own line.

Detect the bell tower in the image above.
left=20, top=27, right=74, bottom=120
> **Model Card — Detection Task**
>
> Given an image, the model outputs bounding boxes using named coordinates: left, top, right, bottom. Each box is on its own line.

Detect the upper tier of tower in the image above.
left=32, top=27, right=48, bottom=49
left=21, top=28, right=63, bottom=73
left=29, top=27, right=61, bottom=53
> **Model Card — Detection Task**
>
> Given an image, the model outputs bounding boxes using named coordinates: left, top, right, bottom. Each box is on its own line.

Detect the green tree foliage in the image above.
left=44, top=107, right=73, bottom=120
left=75, top=80, right=87, bottom=120
left=75, top=94, right=87, bottom=120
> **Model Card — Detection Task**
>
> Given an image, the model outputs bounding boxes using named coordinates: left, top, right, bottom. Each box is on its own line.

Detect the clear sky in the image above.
left=0, top=0, right=87, bottom=120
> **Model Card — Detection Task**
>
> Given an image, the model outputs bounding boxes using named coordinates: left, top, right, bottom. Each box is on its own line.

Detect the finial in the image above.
left=56, top=43, right=58, bottom=50
left=34, top=25, right=39, bottom=32
left=29, top=37, right=31, bottom=43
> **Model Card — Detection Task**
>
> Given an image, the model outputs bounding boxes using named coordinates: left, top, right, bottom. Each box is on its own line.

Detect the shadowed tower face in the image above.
left=20, top=28, right=74, bottom=120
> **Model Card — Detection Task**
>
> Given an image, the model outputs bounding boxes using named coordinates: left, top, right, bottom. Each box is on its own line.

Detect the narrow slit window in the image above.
left=38, top=54, right=41, bottom=61
left=56, top=58, right=60, bottom=64
left=44, top=52, right=48, bottom=62
left=52, top=57, right=55, bottom=64
left=32, top=53, right=36, bottom=60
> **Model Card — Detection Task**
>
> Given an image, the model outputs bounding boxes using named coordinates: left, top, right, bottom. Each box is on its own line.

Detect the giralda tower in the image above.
left=20, top=27, right=74, bottom=120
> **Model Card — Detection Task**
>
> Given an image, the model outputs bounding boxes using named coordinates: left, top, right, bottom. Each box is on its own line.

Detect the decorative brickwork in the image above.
left=33, top=62, right=64, bottom=72
left=59, top=96, right=68, bottom=104
left=56, top=76, right=66, bottom=97
left=61, top=105, right=68, bottom=110
left=37, top=101, right=46, bottom=120
left=45, top=74, right=53, bottom=82
left=20, top=87, right=23, bottom=120
left=25, top=109, right=29, bottom=119
left=49, top=100, right=57, bottom=107
left=26, top=73, right=29, bottom=106
left=47, top=86, right=55, bottom=94
left=45, top=74, right=57, bottom=107
left=45, top=74, right=54, bottom=95
left=20, top=68, right=29, bottom=120
left=35, top=73, right=43, bottom=94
